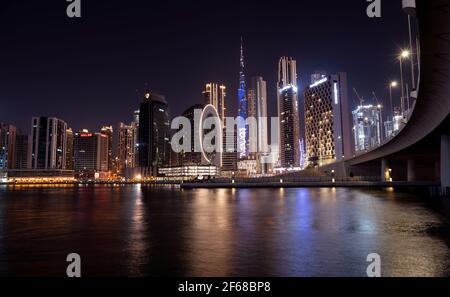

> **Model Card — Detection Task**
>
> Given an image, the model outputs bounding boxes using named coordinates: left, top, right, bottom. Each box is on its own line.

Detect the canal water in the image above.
left=0, top=185, right=449, bottom=276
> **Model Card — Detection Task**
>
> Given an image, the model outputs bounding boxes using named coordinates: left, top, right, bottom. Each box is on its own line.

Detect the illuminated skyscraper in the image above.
left=14, top=131, right=30, bottom=169
left=132, top=110, right=140, bottom=166
left=237, top=37, right=248, bottom=158
left=222, top=118, right=238, bottom=176
left=247, top=76, right=269, bottom=174
left=73, top=130, right=108, bottom=175
left=304, top=73, right=352, bottom=166
left=101, top=125, right=113, bottom=171
left=137, top=91, right=171, bottom=176
left=0, top=123, right=16, bottom=170
left=247, top=76, right=268, bottom=154
left=203, top=83, right=226, bottom=125
left=277, top=57, right=300, bottom=168
left=384, top=107, right=404, bottom=139
left=352, top=105, right=382, bottom=152
left=118, top=122, right=136, bottom=173
left=177, top=104, right=203, bottom=166
left=65, top=128, right=73, bottom=170
left=30, top=117, right=67, bottom=169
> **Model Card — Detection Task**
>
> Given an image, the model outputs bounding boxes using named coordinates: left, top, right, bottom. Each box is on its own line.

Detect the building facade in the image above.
left=237, top=38, right=248, bottom=158
left=65, top=128, right=73, bottom=170
left=30, top=117, right=67, bottom=169
left=101, top=125, right=113, bottom=171
left=137, top=92, right=171, bottom=176
left=117, top=122, right=136, bottom=173
left=352, top=105, right=382, bottom=153
left=177, top=104, right=203, bottom=166
left=304, top=73, right=352, bottom=167
left=14, top=131, right=31, bottom=169
left=0, top=123, right=17, bottom=170
left=203, top=83, right=226, bottom=126
left=73, top=130, right=109, bottom=175
left=222, top=118, right=238, bottom=176
left=248, top=76, right=268, bottom=154
left=277, top=57, right=300, bottom=168
left=158, top=165, right=219, bottom=181
left=132, top=110, right=140, bottom=166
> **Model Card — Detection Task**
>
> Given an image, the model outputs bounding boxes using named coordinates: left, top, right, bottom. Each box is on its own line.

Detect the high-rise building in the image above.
left=65, top=128, right=74, bottom=170
left=177, top=104, right=203, bottom=166
left=117, top=122, right=136, bottom=173
left=101, top=125, right=113, bottom=171
left=304, top=73, right=352, bottom=167
left=30, top=117, right=67, bottom=169
left=277, top=57, right=300, bottom=168
left=0, top=123, right=17, bottom=170
left=73, top=130, right=109, bottom=174
left=384, top=107, right=404, bottom=139
left=137, top=91, right=171, bottom=176
left=352, top=105, right=382, bottom=153
left=237, top=38, right=248, bottom=158
left=203, top=83, right=226, bottom=125
left=14, top=131, right=31, bottom=169
left=247, top=76, right=269, bottom=154
left=222, top=118, right=238, bottom=176
left=132, top=110, right=140, bottom=166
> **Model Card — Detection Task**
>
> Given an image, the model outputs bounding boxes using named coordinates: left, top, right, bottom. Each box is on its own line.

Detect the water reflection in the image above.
left=0, top=186, right=449, bottom=276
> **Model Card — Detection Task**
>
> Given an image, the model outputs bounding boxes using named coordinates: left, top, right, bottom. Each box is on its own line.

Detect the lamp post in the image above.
left=408, top=15, right=416, bottom=90
left=389, top=81, right=398, bottom=121
left=399, top=50, right=410, bottom=116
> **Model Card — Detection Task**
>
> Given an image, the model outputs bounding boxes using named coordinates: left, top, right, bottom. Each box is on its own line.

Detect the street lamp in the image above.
left=401, top=50, right=410, bottom=59
left=389, top=81, right=398, bottom=121
left=399, top=50, right=410, bottom=116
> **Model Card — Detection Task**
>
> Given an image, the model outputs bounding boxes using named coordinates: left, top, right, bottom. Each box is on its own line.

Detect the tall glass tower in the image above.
left=277, top=57, right=300, bottom=168
left=237, top=37, right=248, bottom=158
left=137, top=92, right=171, bottom=177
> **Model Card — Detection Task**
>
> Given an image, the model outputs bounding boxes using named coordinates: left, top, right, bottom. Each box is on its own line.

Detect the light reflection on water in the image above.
left=0, top=185, right=449, bottom=276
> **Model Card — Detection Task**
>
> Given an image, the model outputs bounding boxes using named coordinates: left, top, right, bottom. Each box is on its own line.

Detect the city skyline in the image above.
left=0, top=0, right=412, bottom=134
left=1, top=0, right=450, bottom=283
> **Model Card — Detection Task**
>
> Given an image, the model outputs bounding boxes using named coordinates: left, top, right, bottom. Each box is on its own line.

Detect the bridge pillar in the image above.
left=441, top=135, right=450, bottom=189
left=407, top=159, right=416, bottom=182
left=381, top=159, right=388, bottom=182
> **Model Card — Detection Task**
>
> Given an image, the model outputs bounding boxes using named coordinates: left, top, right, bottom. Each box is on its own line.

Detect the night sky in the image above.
left=0, top=0, right=412, bottom=134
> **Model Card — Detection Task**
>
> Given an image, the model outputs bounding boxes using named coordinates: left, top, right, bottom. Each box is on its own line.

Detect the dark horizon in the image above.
left=0, top=0, right=412, bottom=133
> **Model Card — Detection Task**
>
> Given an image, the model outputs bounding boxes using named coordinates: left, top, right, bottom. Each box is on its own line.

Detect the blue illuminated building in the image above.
left=237, top=37, right=248, bottom=158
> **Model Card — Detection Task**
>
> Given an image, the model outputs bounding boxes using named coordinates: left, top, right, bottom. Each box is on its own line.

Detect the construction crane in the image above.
left=372, top=91, right=384, bottom=139
left=353, top=88, right=364, bottom=106
left=372, top=91, right=382, bottom=107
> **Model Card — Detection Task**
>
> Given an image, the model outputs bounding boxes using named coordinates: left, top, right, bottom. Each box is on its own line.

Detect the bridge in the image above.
left=323, top=0, right=450, bottom=195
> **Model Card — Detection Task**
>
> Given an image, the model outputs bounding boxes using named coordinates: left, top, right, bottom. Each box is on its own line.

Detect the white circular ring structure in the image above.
left=199, top=104, right=222, bottom=166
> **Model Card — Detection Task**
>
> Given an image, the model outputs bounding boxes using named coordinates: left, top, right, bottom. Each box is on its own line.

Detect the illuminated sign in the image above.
left=310, top=77, right=328, bottom=88
left=238, top=127, right=246, bottom=158
left=279, top=84, right=298, bottom=94
left=79, top=134, right=93, bottom=137
left=333, top=82, right=339, bottom=105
